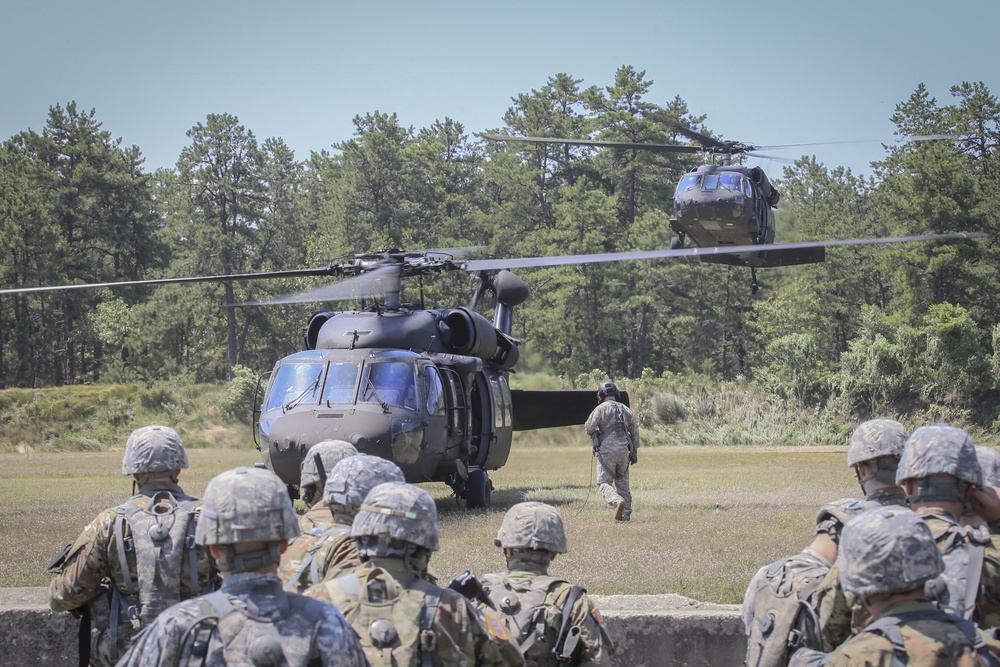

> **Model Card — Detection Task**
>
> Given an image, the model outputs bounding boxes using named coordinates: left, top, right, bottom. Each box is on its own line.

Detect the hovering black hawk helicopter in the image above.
left=487, top=127, right=951, bottom=293
left=0, top=238, right=985, bottom=507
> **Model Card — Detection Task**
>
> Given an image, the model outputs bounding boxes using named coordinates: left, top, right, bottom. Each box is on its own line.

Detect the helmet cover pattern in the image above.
left=300, top=440, right=359, bottom=489
left=976, top=446, right=1000, bottom=487
left=351, top=481, right=439, bottom=551
left=494, top=501, right=568, bottom=553
left=121, top=425, right=188, bottom=475
left=196, top=466, right=300, bottom=545
left=837, top=505, right=943, bottom=597
left=847, top=419, right=908, bottom=467
left=896, top=424, right=982, bottom=486
left=322, top=454, right=405, bottom=511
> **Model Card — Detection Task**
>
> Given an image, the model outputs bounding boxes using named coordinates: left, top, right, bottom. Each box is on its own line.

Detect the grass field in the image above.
left=0, top=437, right=859, bottom=604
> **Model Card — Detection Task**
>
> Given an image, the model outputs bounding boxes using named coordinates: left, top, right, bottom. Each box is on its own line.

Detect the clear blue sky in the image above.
left=2, top=0, right=997, bottom=178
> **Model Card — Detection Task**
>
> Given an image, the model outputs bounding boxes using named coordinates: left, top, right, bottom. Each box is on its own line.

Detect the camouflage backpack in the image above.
left=925, top=515, right=990, bottom=620
left=480, top=572, right=584, bottom=666
left=320, top=565, right=443, bottom=667
left=744, top=552, right=828, bottom=667
left=179, top=589, right=328, bottom=666
left=111, top=491, right=202, bottom=642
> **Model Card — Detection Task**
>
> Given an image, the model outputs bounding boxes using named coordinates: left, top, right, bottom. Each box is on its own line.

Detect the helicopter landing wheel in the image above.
left=750, top=267, right=759, bottom=295
left=670, top=234, right=685, bottom=250
left=466, top=468, right=492, bottom=509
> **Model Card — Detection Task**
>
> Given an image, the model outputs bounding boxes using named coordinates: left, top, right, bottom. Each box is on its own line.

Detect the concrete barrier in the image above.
left=2, top=587, right=745, bottom=666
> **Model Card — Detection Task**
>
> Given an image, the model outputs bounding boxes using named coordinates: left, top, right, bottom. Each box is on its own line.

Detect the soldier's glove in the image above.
left=591, top=433, right=600, bottom=456
left=629, top=451, right=638, bottom=465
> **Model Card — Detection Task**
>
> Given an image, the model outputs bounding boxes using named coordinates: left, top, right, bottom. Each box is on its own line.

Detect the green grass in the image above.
left=1, top=442, right=859, bottom=604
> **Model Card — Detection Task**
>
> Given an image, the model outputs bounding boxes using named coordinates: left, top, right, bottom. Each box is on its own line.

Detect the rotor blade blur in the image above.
left=0, top=266, right=341, bottom=296
left=243, top=265, right=401, bottom=306
left=463, top=233, right=988, bottom=271
left=486, top=135, right=702, bottom=154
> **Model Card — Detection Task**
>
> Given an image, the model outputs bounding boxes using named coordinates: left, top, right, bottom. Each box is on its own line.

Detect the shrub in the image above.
left=650, top=390, right=687, bottom=424
left=218, top=365, right=261, bottom=423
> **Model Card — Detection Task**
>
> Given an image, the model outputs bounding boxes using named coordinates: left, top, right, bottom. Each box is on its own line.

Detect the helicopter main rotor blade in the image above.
left=463, top=233, right=988, bottom=271
left=486, top=135, right=702, bottom=154
left=243, top=264, right=402, bottom=306
left=0, top=266, right=344, bottom=296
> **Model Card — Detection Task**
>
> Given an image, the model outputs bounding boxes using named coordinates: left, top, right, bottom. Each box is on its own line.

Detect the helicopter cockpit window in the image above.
left=265, top=363, right=324, bottom=412
left=719, top=173, right=743, bottom=192
left=362, top=361, right=418, bottom=410
left=424, top=366, right=446, bottom=416
left=678, top=173, right=701, bottom=191
left=321, top=362, right=360, bottom=405
left=702, top=174, right=720, bottom=190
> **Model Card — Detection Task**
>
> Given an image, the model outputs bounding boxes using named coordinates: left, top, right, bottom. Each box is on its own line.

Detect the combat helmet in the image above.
left=196, top=466, right=300, bottom=572
left=597, top=380, right=620, bottom=401
left=351, top=481, right=439, bottom=551
left=847, top=419, right=908, bottom=486
left=838, top=505, right=943, bottom=598
left=896, top=424, right=982, bottom=504
left=323, top=453, right=405, bottom=515
left=814, top=497, right=870, bottom=545
left=121, top=425, right=188, bottom=476
left=976, top=445, right=1000, bottom=487
left=299, top=439, right=358, bottom=504
left=495, top=501, right=568, bottom=554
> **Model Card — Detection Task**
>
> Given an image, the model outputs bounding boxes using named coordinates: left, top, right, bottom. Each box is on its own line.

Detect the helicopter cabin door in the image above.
left=470, top=372, right=513, bottom=470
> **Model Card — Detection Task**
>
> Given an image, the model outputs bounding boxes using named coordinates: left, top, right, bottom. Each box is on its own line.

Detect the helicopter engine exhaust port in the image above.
left=438, top=308, right=499, bottom=360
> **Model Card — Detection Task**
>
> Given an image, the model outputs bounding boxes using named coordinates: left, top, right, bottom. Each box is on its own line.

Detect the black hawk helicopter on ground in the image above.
left=487, top=127, right=953, bottom=293
left=0, top=237, right=985, bottom=507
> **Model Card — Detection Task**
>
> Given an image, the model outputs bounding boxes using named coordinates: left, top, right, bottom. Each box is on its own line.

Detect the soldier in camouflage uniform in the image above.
left=478, top=501, right=613, bottom=666
left=306, top=481, right=524, bottom=666
left=585, top=381, right=639, bottom=523
left=743, top=498, right=869, bottom=667
left=790, top=505, right=1000, bottom=667
left=116, top=466, right=368, bottom=667
left=814, top=419, right=910, bottom=649
left=48, top=425, right=216, bottom=667
left=279, top=453, right=404, bottom=592
left=298, top=440, right=359, bottom=516
left=893, top=424, right=1000, bottom=631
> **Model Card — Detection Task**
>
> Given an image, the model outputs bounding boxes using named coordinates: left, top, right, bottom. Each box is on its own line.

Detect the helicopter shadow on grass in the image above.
left=434, top=484, right=593, bottom=517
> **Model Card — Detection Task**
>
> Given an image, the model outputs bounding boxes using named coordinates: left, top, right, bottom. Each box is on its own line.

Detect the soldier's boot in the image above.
left=614, top=500, right=626, bottom=522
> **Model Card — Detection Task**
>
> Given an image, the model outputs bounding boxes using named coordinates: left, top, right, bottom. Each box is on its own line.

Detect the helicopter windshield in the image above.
left=321, top=362, right=361, bottom=404
left=678, top=173, right=701, bottom=191
left=265, top=362, right=324, bottom=412
left=719, top=173, right=744, bottom=192
left=362, top=361, right=418, bottom=410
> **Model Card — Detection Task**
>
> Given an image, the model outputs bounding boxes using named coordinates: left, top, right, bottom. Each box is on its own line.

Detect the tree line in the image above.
left=2, top=68, right=999, bottom=424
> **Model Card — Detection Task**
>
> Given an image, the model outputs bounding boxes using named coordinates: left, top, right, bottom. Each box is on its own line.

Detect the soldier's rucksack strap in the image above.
left=182, top=500, right=200, bottom=596
left=409, top=577, right=442, bottom=667
left=965, top=542, right=987, bottom=620
left=862, top=609, right=997, bottom=667
left=554, top=585, right=585, bottom=664
left=179, top=592, right=239, bottom=667
left=283, top=526, right=351, bottom=592
left=113, top=506, right=136, bottom=594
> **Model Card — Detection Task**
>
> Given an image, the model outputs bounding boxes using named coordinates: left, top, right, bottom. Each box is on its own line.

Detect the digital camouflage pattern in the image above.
left=279, top=455, right=403, bottom=593
left=121, top=425, right=188, bottom=475
left=896, top=424, right=983, bottom=487
left=481, top=563, right=612, bottom=666
left=977, top=446, right=1000, bottom=487
left=300, top=439, right=359, bottom=492
left=196, top=466, right=300, bottom=546
left=797, top=600, right=1000, bottom=667
left=351, top=482, right=440, bottom=551
left=115, top=572, right=368, bottom=667
left=494, top=502, right=568, bottom=554
left=48, top=481, right=215, bottom=667
left=814, top=498, right=870, bottom=544
left=308, top=559, right=523, bottom=667
left=585, top=399, right=639, bottom=521
left=838, top=506, right=942, bottom=597
left=919, top=512, right=1000, bottom=627
left=846, top=419, right=908, bottom=468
